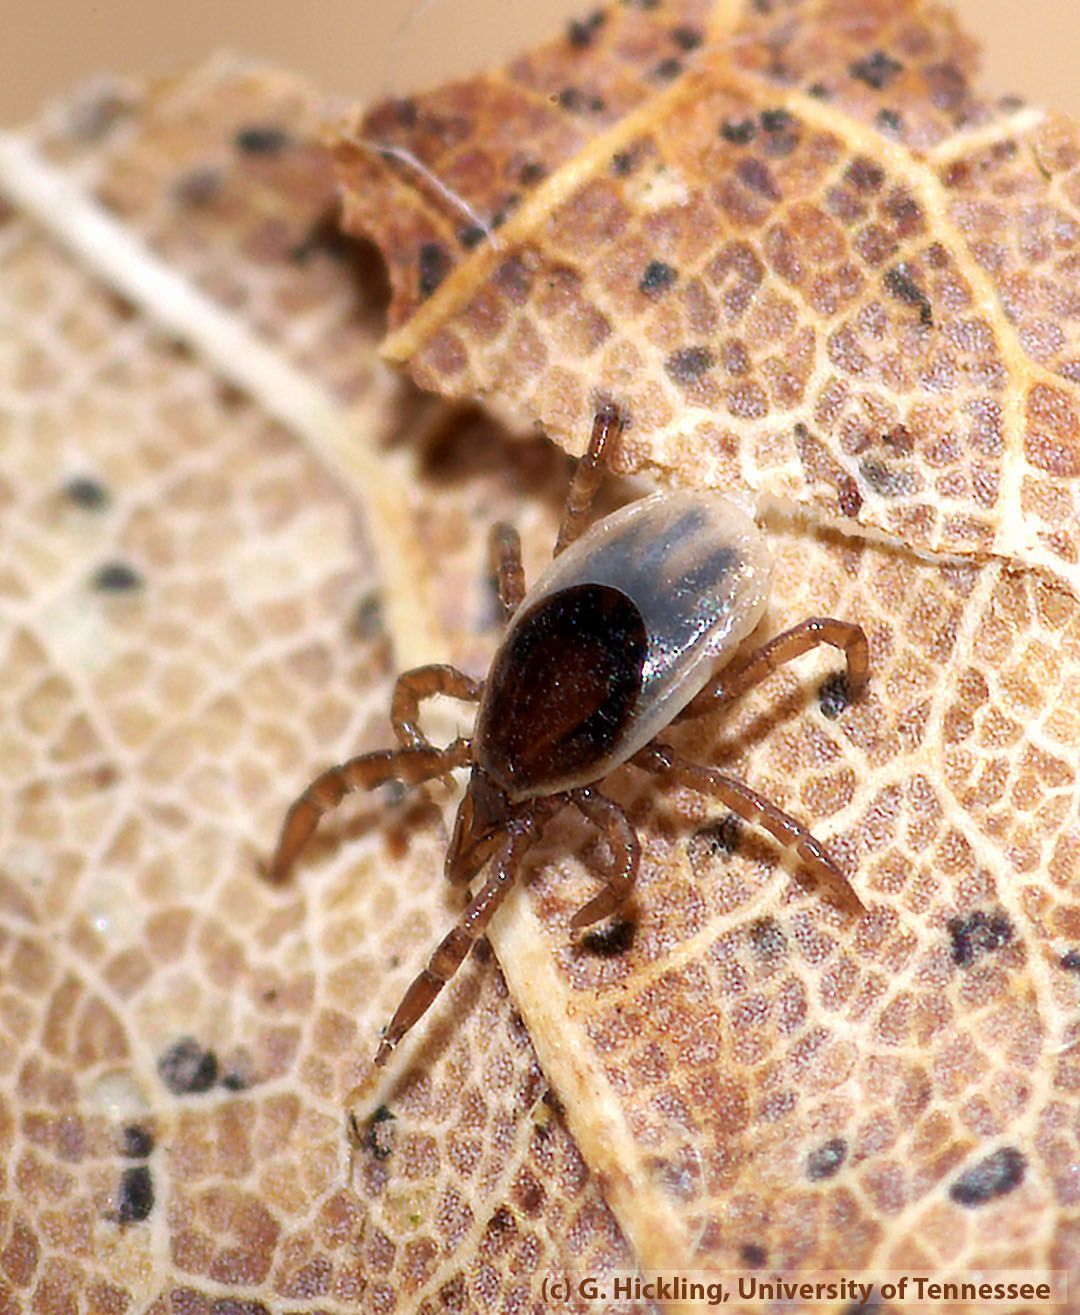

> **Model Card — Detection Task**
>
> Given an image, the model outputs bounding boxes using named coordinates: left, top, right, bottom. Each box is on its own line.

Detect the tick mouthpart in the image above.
left=445, top=768, right=513, bottom=884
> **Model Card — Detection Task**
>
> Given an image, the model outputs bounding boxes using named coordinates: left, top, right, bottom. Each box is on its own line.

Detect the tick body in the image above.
left=270, top=404, right=870, bottom=1070
left=475, top=490, right=772, bottom=799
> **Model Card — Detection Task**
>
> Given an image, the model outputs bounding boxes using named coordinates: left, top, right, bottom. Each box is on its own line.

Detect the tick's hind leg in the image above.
left=391, top=665, right=483, bottom=750
left=370, top=816, right=541, bottom=1068
left=554, top=401, right=625, bottom=555
left=269, top=738, right=472, bottom=882
left=677, top=617, right=869, bottom=724
left=490, top=522, right=526, bottom=620
left=567, top=786, right=640, bottom=927
left=633, top=744, right=864, bottom=911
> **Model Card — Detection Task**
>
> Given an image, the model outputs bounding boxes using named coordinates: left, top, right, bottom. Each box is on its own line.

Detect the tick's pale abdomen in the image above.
left=474, top=490, right=773, bottom=799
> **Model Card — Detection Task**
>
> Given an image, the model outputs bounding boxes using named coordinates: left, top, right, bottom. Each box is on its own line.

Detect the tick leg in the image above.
left=554, top=401, right=625, bottom=555
left=269, top=738, right=472, bottom=882
left=677, top=617, right=870, bottom=723
left=489, top=522, right=526, bottom=620
left=391, top=664, right=483, bottom=750
left=633, top=744, right=864, bottom=911
left=567, top=786, right=640, bottom=927
left=373, top=817, right=539, bottom=1066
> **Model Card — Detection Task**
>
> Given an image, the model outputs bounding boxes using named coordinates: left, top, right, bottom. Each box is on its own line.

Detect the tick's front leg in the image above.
left=390, top=664, right=483, bottom=750
left=269, top=738, right=472, bottom=882
left=490, top=522, right=526, bottom=620
left=554, top=401, right=625, bottom=555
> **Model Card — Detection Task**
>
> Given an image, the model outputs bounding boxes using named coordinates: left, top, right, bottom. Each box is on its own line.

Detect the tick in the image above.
left=270, top=403, right=869, bottom=1067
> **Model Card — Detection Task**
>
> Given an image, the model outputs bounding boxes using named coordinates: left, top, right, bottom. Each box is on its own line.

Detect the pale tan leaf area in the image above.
left=0, top=3, right=1078, bottom=1315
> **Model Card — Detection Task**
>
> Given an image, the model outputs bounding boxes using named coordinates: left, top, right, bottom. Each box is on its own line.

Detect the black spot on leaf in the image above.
left=458, top=224, right=487, bottom=249
left=567, top=19, right=593, bottom=47
left=581, top=918, right=636, bottom=957
left=720, top=118, right=757, bottom=145
left=366, top=1104, right=397, bottom=1160
left=567, top=10, right=605, bottom=47
left=116, top=1165, right=154, bottom=1223
left=219, top=1049, right=254, bottom=1091
left=65, top=476, right=109, bottom=510
left=518, top=160, right=547, bottom=186
left=819, top=671, right=853, bottom=719
left=671, top=25, right=703, bottom=50
left=948, top=910, right=1012, bottom=967
left=122, top=1125, right=154, bottom=1158
left=653, top=57, right=684, bottom=80
left=949, top=1147, right=1025, bottom=1206
left=234, top=124, right=290, bottom=155
left=759, top=108, right=800, bottom=155
left=92, top=562, right=142, bottom=593
left=884, top=265, right=933, bottom=326
left=353, top=591, right=384, bottom=640
left=487, top=1204, right=516, bottom=1235
left=690, top=815, right=742, bottom=861
left=807, top=1137, right=847, bottom=1180
left=760, top=108, right=794, bottom=133
left=850, top=50, right=903, bottom=90
left=418, top=242, right=451, bottom=298
left=859, top=459, right=919, bottom=499
left=639, top=260, right=677, bottom=296
left=157, top=1036, right=219, bottom=1095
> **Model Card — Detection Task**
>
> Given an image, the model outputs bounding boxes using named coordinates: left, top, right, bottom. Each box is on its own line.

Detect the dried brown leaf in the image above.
left=4, top=0, right=1080, bottom=1311
left=338, top=0, right=1080, bottom=584
left=0, top=59, right=639, bottom=1315
left=331, top=0, right=1080, bottom=1306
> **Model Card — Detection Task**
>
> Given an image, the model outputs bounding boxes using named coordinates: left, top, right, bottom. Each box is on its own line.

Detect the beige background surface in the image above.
left=2, top=0, right=1077, bottom=124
